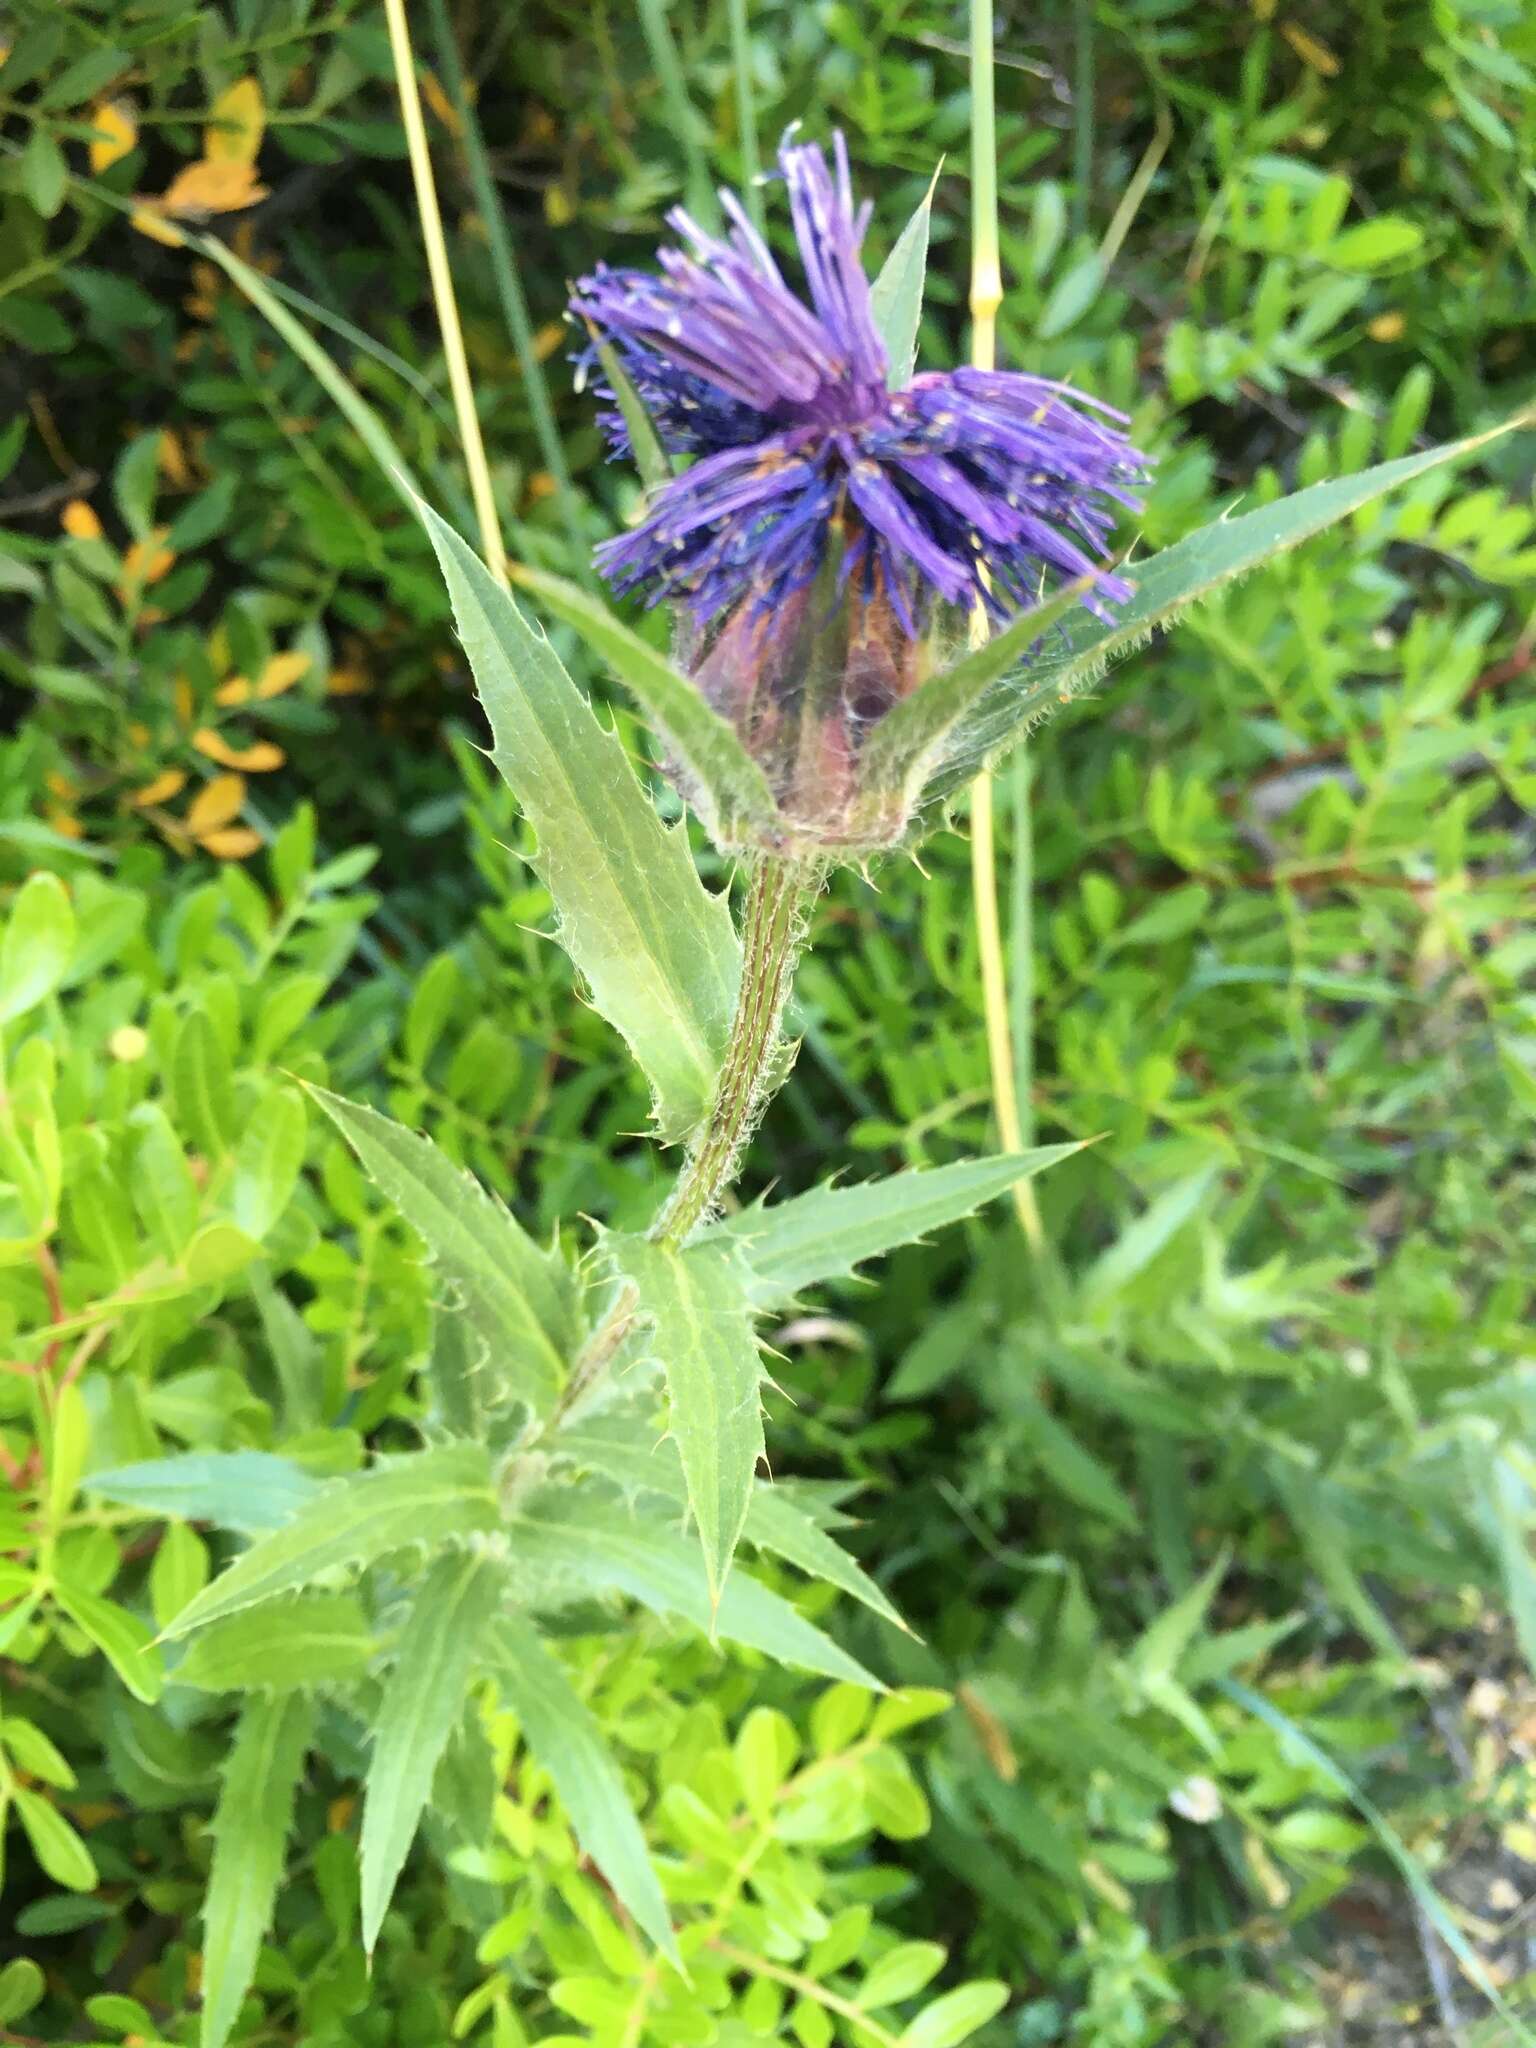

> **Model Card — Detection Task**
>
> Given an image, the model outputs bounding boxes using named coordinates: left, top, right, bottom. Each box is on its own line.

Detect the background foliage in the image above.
left=2, top=0, right=1535, bottom=2042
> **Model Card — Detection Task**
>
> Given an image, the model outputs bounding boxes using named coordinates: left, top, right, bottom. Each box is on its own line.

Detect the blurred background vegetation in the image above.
left=1, top=0, right=1535, bottom=2042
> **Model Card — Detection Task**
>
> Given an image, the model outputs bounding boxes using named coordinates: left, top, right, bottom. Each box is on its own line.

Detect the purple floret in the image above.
left=570, top=131, right=1149, bottom=639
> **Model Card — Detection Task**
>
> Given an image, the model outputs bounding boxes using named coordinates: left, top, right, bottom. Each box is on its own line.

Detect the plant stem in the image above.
left=636, top=0, right=719, bottom=232
left=424, top=0, right=590, bottom=582
left=653, top=856, right=819, bottom=1248
left=383, top=0, right=508, bottom=585
left=726, top=0, right=764, bottom=233
left=967, top=0, right=1044, bottom=1249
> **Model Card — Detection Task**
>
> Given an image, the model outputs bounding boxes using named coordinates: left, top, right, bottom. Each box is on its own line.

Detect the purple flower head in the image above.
left=571, top=131, right=1149, bottom=640
left=569, top=131, right=1151, bottom=854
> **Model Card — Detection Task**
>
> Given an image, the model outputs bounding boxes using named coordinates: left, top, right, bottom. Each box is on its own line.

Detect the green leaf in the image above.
left=861, top=1940, right=946, bottom=2007
left=611, top=1235, right=764, bottom=1607
left=1127, top=1550, right=1228, bottom=1686
left=706, top=1148, right=1082, bottom=1306
left=419, top=507, right=741, bottom=1142
left=86, top=1451, right=323, bottom=1533
left=307, top=1085, right=575, bottom=1413
left=588, top=334, right=670, bottom=492
left=870, top=164, right=941, bottom=390
left=201, top=1693, right=315, bottom=2048
left=0, top=872, right=75, bottom=1024
left=511, top=565, right=778, bottom=843
left=898, top=1981, right=1008, bottom=2048
left=361, top=1549, right=505, bottom=1953
left=171, top=1010, right=234, bottom=1160
left=175, top=1592, right=376, bottom=1693
left=164, top=1442, right=500, bottom=1638
left=1079, top=1166, right=1218, bottom=1315
left=743, top=1486, right=910, bottom=1635
left=1324, top=217, right=1424, bottom=270
left=863, top=580, right=1094, bottom=806
left=488, top=1615, right=676, bottom=1960
left=20, top=128, right=67, bottom=221
left=230, top=1086, right=306, bottom=1239
left=13, top=1788, right=96, bottom=1892
left=52, top=1582, right=164, bottom=1703
left=507, top=1503, right=880, bottom=1687
left=1009, top=1388, right=1139, bottom=1533
left=556, top=1413, right=907, bottom=1631
left=905, top=421, right=1532, bottom=812
left=0, top=1959, right=45, bottom=2027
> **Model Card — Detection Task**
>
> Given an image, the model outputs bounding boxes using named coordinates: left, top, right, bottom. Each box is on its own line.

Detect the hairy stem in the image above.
left=653, top=856, right=820, bottom=1248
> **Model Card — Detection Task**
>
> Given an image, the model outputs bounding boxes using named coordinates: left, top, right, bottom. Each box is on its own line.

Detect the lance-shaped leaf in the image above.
left=869, top=163, right=941, bottom=392
left=611, top=1234, right=764, bottom=1607
left=703, top=1146, right=1083, bottom=1307
left=86, top=1450, right=323, bottom=1534
left=488, top=1614, right=677, bottom=1961
left=510, top=564, right=778, bottom=843
left=201, top=1692, right=314, bottom=2048
left=174, top=1592, right=376, bottom=1695
left=900, top=420, right=1530, bottom=814
left=588, top=332, right=671, bottom=491
left=556, top=1411, right=908, bottom=1632
left=361, top=1549, right=506, bottom=1954
left=507, top=1501, right=880, bottom=1687
left=164, top=1442, right=499, bottom=1638
left=421, top=507, right=741, bottom=1143
left=307, top=1084, right=575, bottom=1414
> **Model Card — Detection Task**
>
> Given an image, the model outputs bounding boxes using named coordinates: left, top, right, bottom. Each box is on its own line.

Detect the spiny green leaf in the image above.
left=507, top=1501, right=880, bottom=1688
left=705, top=1147, right=1083, bottom=1306
left=164, top=1442, right=499, bottom=1639
left=174, top=1593, right=375, bottom=1694
left=870, top=163, right=941, bottom=391
left=361, top=1549, right=506, bottom=1954
left=307, top=1084, right=575, bottom=1413
left=488, top=1615, right=677, bottom=1960
left=864, top=578, right=1094, bottom=802
left=742, top=1486, right=910, bottom=1635
left=610, top=1235, right=764, bottom=1607
left=511, top=564, right=778, bottom=842
left=555, top=1412, right=908, bottom=1632
left=420, top=506, right=741, bottom=1143
left=909, top=420, right=1531, bottom=811
left=201, top=1693, right=315, bottom=2048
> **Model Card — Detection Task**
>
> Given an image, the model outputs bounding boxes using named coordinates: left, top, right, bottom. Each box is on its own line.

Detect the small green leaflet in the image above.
left=0, top=871, right=75, bottom=1023
left=52, top=1581, right=163, bottom=1703
left=420, top=506, right=742, bottom=1143
left=174, top=1592, right=376, bottom=1694
left=511, top=563, right=777, bottom=844
left=556, top=1410, right=907, bottom=1632
left=506, top=1503, right=880, bottom=1688
left=611, top=1234, right=764, bottom=1608
left=704, top=1147, right=1083, bottom=1306
left=308, top=1084, right=575, bottom=1413
left=200, top=1692, right=315, bottom=2048
left=488, top=1615, right=677, bottom=1961
left=164, top=1442, right=500, bottom=1639
left=360, top=1550, right=506, bottom=1954
left=908, top=419, right=1531, bottom=811
left=869, top=163, right=941, bottom=392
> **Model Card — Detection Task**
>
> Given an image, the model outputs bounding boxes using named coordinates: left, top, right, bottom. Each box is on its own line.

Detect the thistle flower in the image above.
left=571, top=132, right=1150, bottom=854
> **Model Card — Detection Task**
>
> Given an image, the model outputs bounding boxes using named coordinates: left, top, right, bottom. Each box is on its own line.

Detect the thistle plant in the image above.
left=97, top=90, right=1524, bottom=2048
